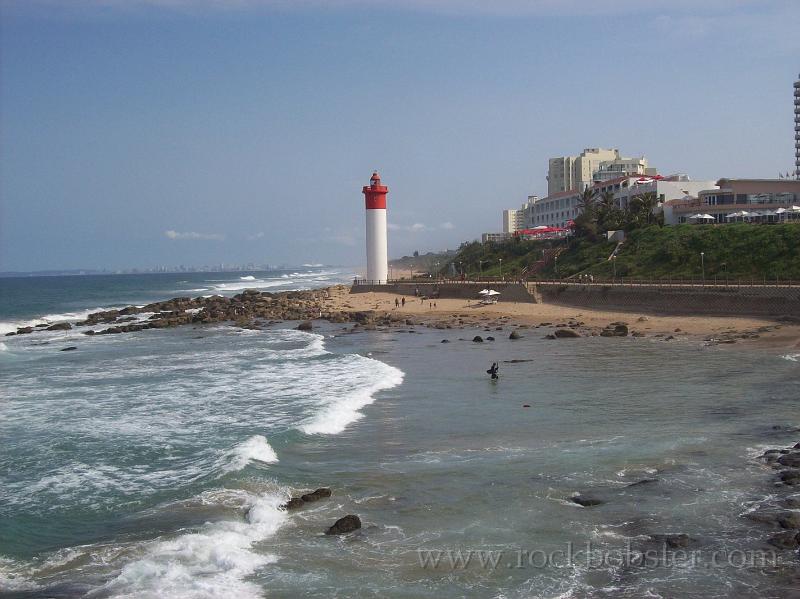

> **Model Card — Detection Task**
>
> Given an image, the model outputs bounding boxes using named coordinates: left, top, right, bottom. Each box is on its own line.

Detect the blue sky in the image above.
left=1, top=0, right=798, bottom=271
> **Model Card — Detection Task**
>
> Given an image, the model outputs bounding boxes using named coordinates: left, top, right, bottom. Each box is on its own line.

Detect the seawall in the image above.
left=534, top=284, right=800, bottom=318
left=350, top=281, right=800, bottom=317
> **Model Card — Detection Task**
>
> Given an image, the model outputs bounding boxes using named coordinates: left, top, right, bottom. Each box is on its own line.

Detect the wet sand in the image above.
left=324, top=286, right=800, bottom=351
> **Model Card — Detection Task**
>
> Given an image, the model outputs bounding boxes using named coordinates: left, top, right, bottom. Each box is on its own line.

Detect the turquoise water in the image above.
left=1, top=272, right=799, bottom=598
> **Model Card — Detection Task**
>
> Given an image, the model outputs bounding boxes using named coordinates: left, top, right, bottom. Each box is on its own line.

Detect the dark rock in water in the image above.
left=780, top=470, right=800, bottom=485
left=627, top=478, right=659, bottom=487
left=522, top=404, right=531, bottom=408
left=778, top=512, right=800, bottom=529
left=784, top=497, right=800, bottom=509
left=745, top=511, right=783, bottom=526
left=649, top=534, right=694, bottom=549
left=281, top=498, right=306, bottom=510
left=441, top=339, right=450, bottom=343
left=16, top=327, right=34, bottom=334
left=504, top=359, right=533, bottom=363
left=767, top=531, right=800, bottom=549
left=301, top=488, right=332, bottom=503
left=46, top=322, right=72, bottom=331
left=554, top=328, right=581, bottom=338
left=545, top=334, right=556, bottom=340
left=4, top=332, right=15, bottom=336
left=570, top=495, right=604, bottom=507
left=325, top=514, right=361, bottom=535
left=509, top=331, right=521, bottom=340
left=297, top=321, right=313, bottom=331
left=60, top=346, right=78, bottom=352
left=601, top=323, right=628, bottom=337
left=777, top=453, right=800, bottom=468
left=83, top=330, right=96, bottom=336
left=472, top=336, right=483, bottom=343
left=486, top=336, right=495, bottom=341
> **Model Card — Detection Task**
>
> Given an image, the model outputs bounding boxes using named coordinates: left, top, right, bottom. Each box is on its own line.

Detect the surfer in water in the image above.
left=487, top=362, right=499, bottom=380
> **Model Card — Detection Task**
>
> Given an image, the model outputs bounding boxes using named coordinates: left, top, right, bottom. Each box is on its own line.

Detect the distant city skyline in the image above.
left=1, top=0, right=799, bottom=271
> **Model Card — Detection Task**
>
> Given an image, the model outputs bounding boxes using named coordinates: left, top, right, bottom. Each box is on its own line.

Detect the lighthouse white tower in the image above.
left=362, top=171, right=389, bottom=283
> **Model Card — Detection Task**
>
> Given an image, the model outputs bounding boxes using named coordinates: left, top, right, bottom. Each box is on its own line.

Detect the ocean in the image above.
left=1, top=269, right=799, bottom=598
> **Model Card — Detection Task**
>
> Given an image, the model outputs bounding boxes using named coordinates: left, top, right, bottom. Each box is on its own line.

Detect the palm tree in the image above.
left=599, top=190, right=615, bottom=211
left=630, top=192, right=658, bottom=226
left=576, top=187, right=597, bottom=216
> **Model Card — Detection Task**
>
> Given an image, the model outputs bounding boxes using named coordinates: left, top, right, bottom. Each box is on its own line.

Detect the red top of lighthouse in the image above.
left=363, top=171, right=388, bottom=209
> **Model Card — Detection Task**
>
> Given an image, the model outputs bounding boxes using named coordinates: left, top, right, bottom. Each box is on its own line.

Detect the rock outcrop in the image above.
left=325, top=514, right=361, bottom=535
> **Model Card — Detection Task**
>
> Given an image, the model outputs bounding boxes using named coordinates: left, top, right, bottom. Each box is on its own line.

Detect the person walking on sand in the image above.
left=401, top=297, right=405, bottom=307
left=395, top=298, right=399, bottom=308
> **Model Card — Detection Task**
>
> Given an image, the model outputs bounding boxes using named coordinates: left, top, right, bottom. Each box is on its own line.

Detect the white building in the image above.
left=529, top=174, right=717, bottom=229
left=546, top=148, right=656, bottom=196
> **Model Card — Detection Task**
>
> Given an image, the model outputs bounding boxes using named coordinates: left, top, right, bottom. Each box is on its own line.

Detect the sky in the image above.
left=1, top=0, right=799, bottom=271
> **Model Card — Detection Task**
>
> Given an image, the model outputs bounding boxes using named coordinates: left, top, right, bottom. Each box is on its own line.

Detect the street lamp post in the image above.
left=499, top=258, right=503, bottom=279
left=700, top=252, right=705, bottom=286
left=458, top=261, right=463, bottom=278
left=612, top=255, right=617, bottom=282
left=554, top=255, right=558, bottom=278
left=410, top=264, right=414, bottom=280
left=435, top=261, right=440, bottom=280
left=721, top=262, right=727, bottom=287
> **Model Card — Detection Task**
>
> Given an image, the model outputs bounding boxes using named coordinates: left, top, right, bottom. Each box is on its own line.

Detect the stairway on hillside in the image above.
left=521, top=246, right=565, bottom=279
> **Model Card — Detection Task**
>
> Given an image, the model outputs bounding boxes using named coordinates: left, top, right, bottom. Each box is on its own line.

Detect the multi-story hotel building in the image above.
left=546, top=148, right=656, bottom=195
left=795, top=72, right=799, bottom=179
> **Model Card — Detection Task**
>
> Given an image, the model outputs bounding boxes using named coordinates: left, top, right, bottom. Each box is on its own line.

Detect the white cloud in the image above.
left=246, top=231, right=265, bottom=241
left=388, top=222, right=430, bottom=233
left=164, top=230, right=225, bottom=241
left=389, top=221, right=455, bottom=233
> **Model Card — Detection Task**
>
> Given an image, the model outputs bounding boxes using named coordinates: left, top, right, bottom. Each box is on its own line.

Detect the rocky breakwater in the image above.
left=753, top=438, right=800, bottom=551
left=5, top=288, right=351, bottom=337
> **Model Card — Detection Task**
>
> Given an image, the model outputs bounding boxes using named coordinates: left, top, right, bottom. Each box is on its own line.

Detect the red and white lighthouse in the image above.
left=362, top=171, right=389, bottom=283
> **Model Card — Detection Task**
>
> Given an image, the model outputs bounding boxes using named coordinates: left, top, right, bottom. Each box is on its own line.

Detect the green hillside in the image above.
left=442, top=224, right=800, bottom=281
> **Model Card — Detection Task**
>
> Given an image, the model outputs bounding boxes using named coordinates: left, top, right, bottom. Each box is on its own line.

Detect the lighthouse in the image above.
left=362, top=171, right=389, bottom=283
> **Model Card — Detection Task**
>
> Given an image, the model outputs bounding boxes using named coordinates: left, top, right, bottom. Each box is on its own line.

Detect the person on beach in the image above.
left=395, top=298, right=399, bottom=308
left=401, top=297, right=405, bottom=307
left=487, top=362, right=499, bottom=380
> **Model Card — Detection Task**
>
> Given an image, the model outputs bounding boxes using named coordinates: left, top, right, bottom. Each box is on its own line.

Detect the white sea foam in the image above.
left=781, top=353, right=800, bottom=362
left=0, top=307, right=119, bottom=335
left=96, top=491, right=287, bottom=599
left=0, top=557, right=38, bottom=592
left=239, top=275, right=256, bottom=281
left=300, top=358, right=405, bottom=435
left=0, top=342, right=8, bottom=352
left=220, top=435, right=279, bottom=473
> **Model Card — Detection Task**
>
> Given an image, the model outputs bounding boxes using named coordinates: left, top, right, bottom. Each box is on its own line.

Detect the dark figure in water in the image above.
left=487, top=362, right=499, bottom=380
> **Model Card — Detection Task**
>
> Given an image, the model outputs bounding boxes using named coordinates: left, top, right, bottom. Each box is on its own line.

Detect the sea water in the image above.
left=1, top=271, right=799, bottom=598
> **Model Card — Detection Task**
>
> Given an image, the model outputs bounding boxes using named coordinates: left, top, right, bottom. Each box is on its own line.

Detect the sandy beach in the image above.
left=323, top=285, right=800, bottom=350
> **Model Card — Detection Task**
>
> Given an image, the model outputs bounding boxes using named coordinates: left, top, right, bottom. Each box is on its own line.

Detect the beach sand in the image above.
left=323, top=285, right=800, bottom=350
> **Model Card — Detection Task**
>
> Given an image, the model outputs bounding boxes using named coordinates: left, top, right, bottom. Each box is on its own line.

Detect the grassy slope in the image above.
left=445, top=224, right=800, bottom=281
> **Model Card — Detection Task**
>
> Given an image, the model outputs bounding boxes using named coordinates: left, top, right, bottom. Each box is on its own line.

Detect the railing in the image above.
left=532, top=277, right=799, bottom=289
left=353, top=277, right=800, bottom=288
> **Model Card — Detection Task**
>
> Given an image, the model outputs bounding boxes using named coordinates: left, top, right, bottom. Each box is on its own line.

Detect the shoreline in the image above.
left=328, top=286, right=800, bottom=351
left=5, top=282, right=799, bottom=352
left=5, top=284, right=800, bottom=351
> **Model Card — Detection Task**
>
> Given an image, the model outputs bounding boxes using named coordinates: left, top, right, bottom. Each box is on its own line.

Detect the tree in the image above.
left=629, top=192, right=658, bottom=228
left=576, top=187, right=597, bottom=217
